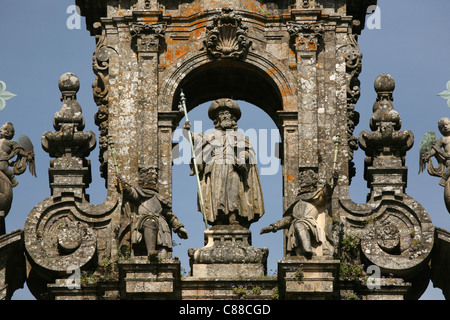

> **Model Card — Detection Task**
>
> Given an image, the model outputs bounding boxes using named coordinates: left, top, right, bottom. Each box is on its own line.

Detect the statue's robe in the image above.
left=191, top=129, right=264, bottom=226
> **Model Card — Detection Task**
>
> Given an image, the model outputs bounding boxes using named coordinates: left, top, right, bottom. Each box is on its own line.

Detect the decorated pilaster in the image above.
left=131, top=15, right=166, bottom=173
left=287, top=17, right=323, bottom=171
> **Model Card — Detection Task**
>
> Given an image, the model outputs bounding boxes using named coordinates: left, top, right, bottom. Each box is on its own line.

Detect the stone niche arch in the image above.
left=160, top=51, right=296, bottom=116
left=157, top=51, right=299, bottom=211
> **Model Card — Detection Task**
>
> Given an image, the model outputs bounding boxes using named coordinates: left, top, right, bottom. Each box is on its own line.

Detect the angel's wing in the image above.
left=18, top=135, right=36, bottom=177
left=418, top=131, right=436, bottom=174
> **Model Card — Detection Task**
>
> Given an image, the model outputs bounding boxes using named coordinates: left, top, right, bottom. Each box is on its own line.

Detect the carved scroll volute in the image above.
left=25, top=202, right=97, bottom=276
left=360, top=199, right=434, bottom=281
left=204, top=7, right=252, bottom=59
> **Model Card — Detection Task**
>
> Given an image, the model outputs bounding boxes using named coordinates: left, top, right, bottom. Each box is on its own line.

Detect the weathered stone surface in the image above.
left=181, top=277, right=277, bottom=300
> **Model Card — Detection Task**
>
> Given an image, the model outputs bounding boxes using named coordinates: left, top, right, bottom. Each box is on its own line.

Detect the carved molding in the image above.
left=92, top=22, right=110, bottom=181
left=204, top=7, right=252, bottom=60
left=337, top=21, right=363, bottom=183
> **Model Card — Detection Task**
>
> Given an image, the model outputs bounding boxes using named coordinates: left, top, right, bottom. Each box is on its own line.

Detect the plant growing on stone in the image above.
left=271, top=286, right=279, bottom=300
left=407, top=226, right=422, bottom=252
left=339, top=260, right=365, bottom=281
left=289, top=264, right=304, bottom=282
left=341, top=292, right=360, bottom=300
left=117, top=247, right=134, bottom=262
left=340, top=232, right=360, bottom=262
left=339, top=232, right=367, bottom=281
left=80, top=271, right=98, bottom=286
left=251, top=286, right=262, bottom=296
left=232, top=285, right=247, bottom=300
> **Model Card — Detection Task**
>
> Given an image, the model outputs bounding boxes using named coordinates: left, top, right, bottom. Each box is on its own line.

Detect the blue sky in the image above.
left=0, top=0, right=449, bottom=300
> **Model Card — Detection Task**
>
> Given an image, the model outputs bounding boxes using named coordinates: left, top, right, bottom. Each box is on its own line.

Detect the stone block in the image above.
left=118, top=257, right=181, bottom=299
left=278, top=258, right=340, bottom=300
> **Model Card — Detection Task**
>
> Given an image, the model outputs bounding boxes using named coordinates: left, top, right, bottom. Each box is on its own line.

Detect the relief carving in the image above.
left=204, top=7, right=252, bottom=60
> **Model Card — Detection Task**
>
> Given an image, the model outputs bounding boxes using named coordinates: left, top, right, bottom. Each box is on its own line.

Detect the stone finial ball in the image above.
left=374, top=73, right=395, bottom=92
left=58, top=72, right=80, bottom=93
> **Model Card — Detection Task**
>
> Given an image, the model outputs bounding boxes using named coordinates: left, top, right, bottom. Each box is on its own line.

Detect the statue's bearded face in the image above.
left=138, top=169, right=158, bottom=190
left=215, top=108, right=237, bottom=130
left=298, top=170, right=318, bottom=194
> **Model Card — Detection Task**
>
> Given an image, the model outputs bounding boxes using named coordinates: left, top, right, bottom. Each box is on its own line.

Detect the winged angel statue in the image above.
left=419, top=117, right=450, bottom=212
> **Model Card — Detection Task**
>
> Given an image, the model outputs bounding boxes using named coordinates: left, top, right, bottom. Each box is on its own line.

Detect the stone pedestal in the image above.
left=278, top=258, right=340, bottom=300
left=118, top=257, right=181, bottom=299
left=188, top=225, right=268, bottom=278
left=182, top=225, right=273, bottom=299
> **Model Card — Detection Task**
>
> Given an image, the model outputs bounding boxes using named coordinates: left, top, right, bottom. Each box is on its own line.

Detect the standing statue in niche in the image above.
left=419, top=117, right=450, bottom=213
left=260, top=170, right=337, bottom=259
left=182, top=98, right=265, bottom=229
left=118, top=167, right=188, bottom=260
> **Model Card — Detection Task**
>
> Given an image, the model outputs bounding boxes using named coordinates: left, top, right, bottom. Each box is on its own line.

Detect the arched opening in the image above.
left=171, top=59, right=284, bottom=127
left=172, top=101, right=283, bottom=276
left=166, top=58, right=288, bottom=275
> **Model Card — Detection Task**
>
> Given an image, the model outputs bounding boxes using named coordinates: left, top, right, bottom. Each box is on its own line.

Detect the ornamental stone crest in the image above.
left=204, top=7, right=251, bottom=59
left=130, top=22, right=166, bottom=53
left=287, top=21, right=324, bottom=52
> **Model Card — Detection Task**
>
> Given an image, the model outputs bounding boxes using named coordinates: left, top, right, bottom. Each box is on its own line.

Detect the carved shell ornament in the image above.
left=204, top=7, right=252, bottom=59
